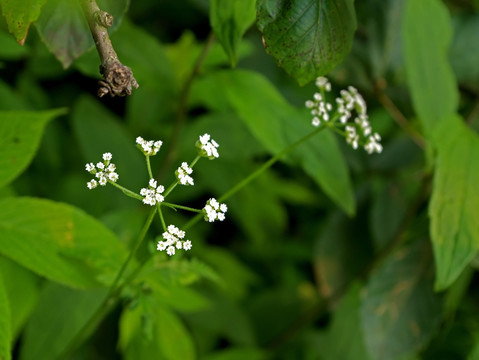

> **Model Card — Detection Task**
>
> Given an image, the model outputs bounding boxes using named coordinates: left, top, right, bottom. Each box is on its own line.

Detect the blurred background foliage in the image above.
left=0, top=0, right=479, bottom=359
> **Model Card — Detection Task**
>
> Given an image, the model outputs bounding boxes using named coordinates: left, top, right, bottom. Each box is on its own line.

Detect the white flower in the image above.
left=136, top=136, right=163, bottom=156
left=140, top=179, right=165, bottom=206
left=157, top=225, right=191, bottom=255
left=85, top=153, right=119, bottom=189
left=364, top=133, right=383, bottom=154
left=196, top=133, right=219, bottom=159
left=176, top=162, right=194, bottom=186
left=305, top=77, right=333, bottom=125
left=203, top=198, right=228, bottom=222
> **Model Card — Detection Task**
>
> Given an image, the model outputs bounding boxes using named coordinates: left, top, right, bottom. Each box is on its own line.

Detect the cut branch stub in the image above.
left=98, top=60, right=138, bottom=98
left=81, top=0, right=138, bottom=98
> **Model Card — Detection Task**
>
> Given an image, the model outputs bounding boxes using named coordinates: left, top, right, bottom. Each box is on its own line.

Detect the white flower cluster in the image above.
left=157, top=224, right=192, bottom=256
left=176, top=162, right=194, bottom=186
left=306, top=76, right=333, bottom=127
left=306, top=77, right=383, bottom=155
left=196, top=133, right=219, bottom=159
left=136, top=136, right=163, bottom=156
left=140, top=179, right=165, bottom=206
left=203, top=198, right=228, bottom=222
left=85, top=152, right=119, bottom=189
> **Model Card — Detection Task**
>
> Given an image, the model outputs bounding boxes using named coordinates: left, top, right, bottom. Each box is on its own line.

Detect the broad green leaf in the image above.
left=316, top=283, right=370, bottom=360
left=0, top=197, right=126, bottom=289
left=361, top=239, right=442, bottom=360
left=35, top=0, right=129, bottom=68
left=0, top=0, right=46, bottom=42
left=209, top=0, right=256, bottom=66
left=0, top=273, right=11, bottom=360
left=193, top=70, right=355, bottom=215
left=120, top=304, right=196, bottom=360
left=19, top=282, right=106, bottom=360
left=257, top=0, right=357, bottom=85
left=0, top=108, right=67, bottom=188
left=0, top=257, right=39, bottom=339
left=403, top=0, right=458, bottom=137
left=429, top=117, right=479, bottom=290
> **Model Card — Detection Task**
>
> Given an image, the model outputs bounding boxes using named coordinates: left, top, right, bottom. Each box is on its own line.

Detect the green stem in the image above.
left=162, top=202, right=202, bottom=213
left=110, top=182, right=142, bottom=201
left=157, top=204, right=167, bottom=231
left=60, top=207, right=156, bottom=359
left=146, top=155, right=153, bottom=179
left=184, top=125, right=328, bottom=230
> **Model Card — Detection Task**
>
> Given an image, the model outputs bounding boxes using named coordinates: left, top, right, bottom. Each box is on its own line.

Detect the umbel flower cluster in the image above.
left=306, top=77, right=383, bottom=154
left=85, top=133, right=227, bottom=256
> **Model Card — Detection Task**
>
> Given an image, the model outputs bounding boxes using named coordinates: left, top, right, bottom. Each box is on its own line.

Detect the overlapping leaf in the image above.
left=0, top=0, right=46, bottom=43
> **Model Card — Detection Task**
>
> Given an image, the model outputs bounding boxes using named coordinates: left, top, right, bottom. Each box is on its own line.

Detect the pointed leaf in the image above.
left=0, top=197, right=126, bottom=289
left=403, top=0, right=458, bottom=137
left=210, top=0, right=256, bottom=67
left=257, top=0, right=357, bottom=85
left=429, top=117, right=479, bottom=290
left=0, top=0, right=46, bottom=42
left=361, top=240, right=442, bottom=360
left=0, top=108, right=67, bottom=188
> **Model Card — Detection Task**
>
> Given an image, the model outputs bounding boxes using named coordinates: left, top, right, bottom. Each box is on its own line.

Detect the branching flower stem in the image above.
left=184, top=123, right=329, bottom=231
left=80, top=0, right=138, bottom=97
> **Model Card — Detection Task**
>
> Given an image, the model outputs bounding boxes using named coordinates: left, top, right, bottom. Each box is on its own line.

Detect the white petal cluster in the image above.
left=85, top=152, right=119, bottom=189
left=157, top=225, right=192, bottom=256
left=203, top=198, right=228, bottom=222
left=196, top=133, right=219, bottom=159
left=140, top=179, right=165, bottom=206
left=335, top=86, right=382, bottom=154
left=176, top=162, right=194, bottom=186
left=306, top=77, right=333, bottom=127
left=136, top=136, right=163, bottom=156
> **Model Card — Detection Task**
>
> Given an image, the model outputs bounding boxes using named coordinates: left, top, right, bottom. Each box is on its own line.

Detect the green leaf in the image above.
left=0, top=197, right=126, bottom=289
left=429, top=117, right=479, bottom=290
left=203, top=348, right=266, bottom=360
left=0, top=0, right=46, bottom=42
left=361, top=239, right=442, bottom=360
left=0, top=257, right=39, bottom=339
left=316, top=283, right=371, bottom=360
left=0, top=273, right=11, bottom=360
left=403, top=0, right=458, bottom=137
left=19, top=282, right=106, bottom=360
left=194, top=69, right=355, bottom=215
left=209, top=0, right=256, bottom=67
left=35, top=0, right=129, bottom=68
left=256, top=0, right=357, bottom=85
left=0, top=108, right=67, bottom=188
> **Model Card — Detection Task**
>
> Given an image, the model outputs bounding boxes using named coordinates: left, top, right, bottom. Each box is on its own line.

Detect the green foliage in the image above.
left=0, top=109, right=66, bottom=188
left=35, top=0, right=129, bottom=68
left=0, top=0, right=46, bottom=42
left=257, top=0, right=357, bottom=85
left=0, top=272, right=11, bottom=360
left=0, top=197, right=126, bottom=288
left=209, top=0, right=256, bottom=67
left=0, top=0, right=478, bottom=359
